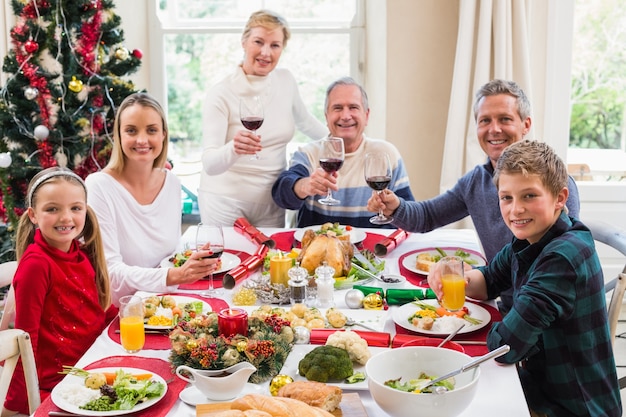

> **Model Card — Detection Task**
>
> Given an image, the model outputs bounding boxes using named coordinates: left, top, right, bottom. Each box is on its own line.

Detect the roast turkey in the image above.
left=297, top=230, right=354, bottom=277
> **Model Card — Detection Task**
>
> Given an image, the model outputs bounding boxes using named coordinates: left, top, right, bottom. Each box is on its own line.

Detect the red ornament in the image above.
left=132, top=49, right=143, bottom=59
left=24, top=40, right=39, bottom=54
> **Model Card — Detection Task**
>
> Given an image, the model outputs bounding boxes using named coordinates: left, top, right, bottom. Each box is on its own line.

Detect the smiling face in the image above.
left=475, top=94, right=531, bottom=167
left=241, top=26, right=285, bottom=76
left=325, top=84, right=370, bottom=152
left=119, top=104, right=165, bottom=164
left=497, top=172, right=568, bottom=244
left=28, top=180, right=87, bottom=252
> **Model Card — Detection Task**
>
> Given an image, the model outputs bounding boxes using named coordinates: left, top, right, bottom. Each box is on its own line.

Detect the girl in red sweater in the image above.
left=2, top=167, right=116, bottom=416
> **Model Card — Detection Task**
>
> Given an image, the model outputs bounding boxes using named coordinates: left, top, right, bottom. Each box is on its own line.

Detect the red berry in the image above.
left=132, top=49, right=143, bottom=59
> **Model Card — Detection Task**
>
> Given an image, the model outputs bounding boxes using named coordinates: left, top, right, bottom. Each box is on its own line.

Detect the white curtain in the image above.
left=441, top=0, right=576, bottom=195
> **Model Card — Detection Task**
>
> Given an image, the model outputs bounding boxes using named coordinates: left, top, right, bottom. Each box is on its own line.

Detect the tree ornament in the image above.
left=131, top=49, right=143, bottom=59
left=0, top=152, right=12, bottom=168
left=34, top=125, right=50, bottom=140
left=293, top=326, right=310, bottom=344
left=363, top=292, right=384, bottom=310
left=55, top=150, right=68, bottom=167
left=24, top=40, right=39, bottom=54
left=115, top=47, right=129, bottom=60
left=68, top=76, right=83, bottom=93
left=269, top=374, right=294, bottom=396
left=345, top=289, right=365, bottom=309
left=24, top=87, right=39, bottom=100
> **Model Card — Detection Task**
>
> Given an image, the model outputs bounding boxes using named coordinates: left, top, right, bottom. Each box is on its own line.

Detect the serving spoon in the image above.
left=436, top=323, right=465, bottom=347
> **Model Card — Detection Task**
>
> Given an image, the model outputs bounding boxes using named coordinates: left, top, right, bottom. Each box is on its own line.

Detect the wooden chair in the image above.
left=567, top=163, right=592, bottom=181
left=0, top=261, right=17, bottom=331
left=0, top=329, right=41, bottom=414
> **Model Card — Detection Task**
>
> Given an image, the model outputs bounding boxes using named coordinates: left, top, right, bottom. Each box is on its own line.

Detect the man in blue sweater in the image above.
left=368, top=79, right=580, bottom=313
left=272, top=76, right=414, bottom=228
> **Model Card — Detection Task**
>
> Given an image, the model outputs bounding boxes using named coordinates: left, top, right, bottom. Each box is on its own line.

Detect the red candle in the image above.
left=218, top=308, right=248, bottom=337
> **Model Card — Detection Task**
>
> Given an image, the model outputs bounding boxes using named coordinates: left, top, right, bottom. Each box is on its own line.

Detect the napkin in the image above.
left=310, top=328, right=391, bottom=347
left=234, top=217, right=276, bottom=248
left=35, top=356, right=185, bottom=417
left=386, top=288, right=437, bottom=305
left=374, top=229, right=410, bottom=256
left=223, top=251, right=265, bottom=289
left=107, top=294, right=228, bottom=350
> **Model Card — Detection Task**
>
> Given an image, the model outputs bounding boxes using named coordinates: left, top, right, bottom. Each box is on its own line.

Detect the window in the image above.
left=568, top=0, right=626, bottom=181
left=150, top=0, right=364, bottom=164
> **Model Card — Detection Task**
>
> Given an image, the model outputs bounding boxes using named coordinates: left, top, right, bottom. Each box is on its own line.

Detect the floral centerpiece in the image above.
left=169, top=312, right=294, bottom=384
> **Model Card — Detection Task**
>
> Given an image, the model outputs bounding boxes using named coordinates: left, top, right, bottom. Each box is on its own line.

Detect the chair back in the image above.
left=0, top=261, right=17, bottom=331
left=0, top=329, right=40, bottom=414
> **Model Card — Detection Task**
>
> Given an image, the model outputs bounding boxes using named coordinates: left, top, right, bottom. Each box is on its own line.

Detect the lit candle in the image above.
left=218, top=308, right=248, bottom=337
left=269, top=252, right=292, bottom=287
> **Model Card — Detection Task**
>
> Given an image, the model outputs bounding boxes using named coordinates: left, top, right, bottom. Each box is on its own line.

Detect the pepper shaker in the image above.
left=288, top=262, right=308, bottom=305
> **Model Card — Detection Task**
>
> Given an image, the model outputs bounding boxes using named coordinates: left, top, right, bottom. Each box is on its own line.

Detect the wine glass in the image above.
left=364, top=152, right=394, bottom=224
left=195, top=222, right=224, bottom=296
left=318, top=136, right=345, bottom=205
left=240, top=96, right=264, bottom=160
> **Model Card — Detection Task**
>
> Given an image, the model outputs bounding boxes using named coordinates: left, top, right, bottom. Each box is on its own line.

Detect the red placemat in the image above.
left=392, top=301, right=502, bottom=356
left=107, top=293, right=229, bottom=350
left=398, top=250, right=430, bottom=287
left=34, top=356, right=185, bottom=417
left=178, top=249, right=250, bottom=290
left=270, top=230, right=386, bottom=253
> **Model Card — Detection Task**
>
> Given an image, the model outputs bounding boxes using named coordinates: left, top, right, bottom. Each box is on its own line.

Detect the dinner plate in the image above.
left=293, top=226, right=366, bottom=244
left=280, top=345, right=387, bottom=390
left=401, top=247, right=487, bottom=276
left=160, top=251, right=241, bottom=274
left=179, top=383, right=267, bottom=406
left=392, top=299, right=491, bottom=336
left=51, top=367, right=167, bottom=416
left=144, top=295, right=212, bottom=330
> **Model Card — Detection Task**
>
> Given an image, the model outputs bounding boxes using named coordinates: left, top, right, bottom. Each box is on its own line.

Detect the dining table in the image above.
left=33, top=225, right=531, bottom=417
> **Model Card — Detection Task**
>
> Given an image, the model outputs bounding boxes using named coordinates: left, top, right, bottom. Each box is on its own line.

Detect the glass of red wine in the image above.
left=364, top=152, right=394, bottom=224
left=240, top=96, right=264, bottom=160
left=318, top=136, right=345, bottom=205
left=195, top=222, right=224, bottom=296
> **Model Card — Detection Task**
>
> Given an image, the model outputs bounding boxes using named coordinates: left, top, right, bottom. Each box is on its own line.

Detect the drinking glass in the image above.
left=196, top=222, right=224, bottom=296
left=318, top=136, right=345, bottom=205
left=119, top=295, right=145, bottom=353
left=364, top=152, right=394, bottom=224
left=240, top=96, right=264, bottom=160
left=439, top=256, right=466, bottom=311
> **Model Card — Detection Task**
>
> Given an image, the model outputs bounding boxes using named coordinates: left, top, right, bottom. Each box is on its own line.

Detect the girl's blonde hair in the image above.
left=241, top=9, right=291, bottom=47
left=16, top=167, right=111, bottom=309
left=106, top=92, right=169, bottom=174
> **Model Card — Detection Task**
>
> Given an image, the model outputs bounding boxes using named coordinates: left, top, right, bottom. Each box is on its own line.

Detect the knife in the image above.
left=351, top=243, right=377, bottom=273
left=350, top=261, right=383, bottom=282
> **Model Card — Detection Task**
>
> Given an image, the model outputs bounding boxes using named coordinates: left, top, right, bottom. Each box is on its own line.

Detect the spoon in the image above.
left=436, top=323, right=466, bottom=347
left=344, top=317, right=379, bottom=332
left=419, top=344, right=511, bottom=393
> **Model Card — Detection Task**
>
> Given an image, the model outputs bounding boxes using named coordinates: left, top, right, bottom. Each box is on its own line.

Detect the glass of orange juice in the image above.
left=439, top=256, right=466, bottom=311
left=119, top=295, right=145, bottom=353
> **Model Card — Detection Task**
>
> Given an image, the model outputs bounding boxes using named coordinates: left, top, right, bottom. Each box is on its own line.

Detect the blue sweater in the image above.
left=272, top=137, right=414, bottom=228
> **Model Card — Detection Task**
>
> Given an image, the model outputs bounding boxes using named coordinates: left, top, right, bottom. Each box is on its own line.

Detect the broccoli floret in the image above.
left=298, top=345, right=353, bottom=382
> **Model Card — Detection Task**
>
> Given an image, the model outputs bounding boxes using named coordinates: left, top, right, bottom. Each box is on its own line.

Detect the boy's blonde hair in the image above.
left=493, top=140, right=568, bottom=197
left=17, top=167, right=111, bottom=309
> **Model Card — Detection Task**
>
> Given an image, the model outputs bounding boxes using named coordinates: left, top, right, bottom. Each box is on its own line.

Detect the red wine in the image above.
left=366, top=175, right=391, bottom=191
left=319, top=158, right=344, bottom=173
left=199, top=246, right=224, bottom=259
left=241, top=117, right=264, bottom=131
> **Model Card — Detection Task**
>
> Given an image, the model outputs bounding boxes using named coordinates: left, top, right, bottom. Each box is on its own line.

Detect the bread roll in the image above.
left=211, top=411, right=272, bottom=417
left=277, top=381, right=342, bottom=412
left=416, top=253, right=435, bottom=272
left=231, top=394, right=334, bottom=417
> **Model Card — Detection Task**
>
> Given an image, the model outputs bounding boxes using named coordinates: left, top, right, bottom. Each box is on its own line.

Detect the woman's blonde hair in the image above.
left=16, top=167, right=111, bottom=309
left=241, top=9, right=291, bottom=47
left=106, top=92, right=169, bottom=174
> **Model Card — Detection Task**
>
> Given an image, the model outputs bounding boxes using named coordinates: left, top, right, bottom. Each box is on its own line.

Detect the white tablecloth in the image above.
left=68, top=226, right=530, bottom=417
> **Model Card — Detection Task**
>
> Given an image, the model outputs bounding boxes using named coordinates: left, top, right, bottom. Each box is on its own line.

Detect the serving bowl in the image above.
left=400, top=337, right=465, bottom=353
left=365, top=346, right=480, bottom=417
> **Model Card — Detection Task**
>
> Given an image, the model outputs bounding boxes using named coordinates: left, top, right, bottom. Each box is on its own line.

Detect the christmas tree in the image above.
left=0, top=0, right=142, bottom=262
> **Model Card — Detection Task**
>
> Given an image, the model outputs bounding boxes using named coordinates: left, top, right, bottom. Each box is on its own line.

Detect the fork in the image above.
left=344, top=317, right=379, bottom=332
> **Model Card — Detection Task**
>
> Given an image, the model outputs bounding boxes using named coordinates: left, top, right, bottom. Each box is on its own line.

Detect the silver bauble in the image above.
left=24, top=87, right=38, bottom=100
left=293, top=326, right=311, bottom=344
left=33, top=125, right=49, bottom=140
left=345, top=289, right=365, bottom=309
left=0, top=152, right=12, bottom=168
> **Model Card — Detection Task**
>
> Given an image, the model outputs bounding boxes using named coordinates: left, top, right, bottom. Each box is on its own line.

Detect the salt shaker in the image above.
left=315, top=261, right=335, bottom=308
left=288, top=262, right=308, bottom=305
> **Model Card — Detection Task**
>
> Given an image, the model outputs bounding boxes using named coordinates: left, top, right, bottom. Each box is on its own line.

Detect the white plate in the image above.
left=51, top=367, right=167, bottom=416
left=160, top=251, right=241, bottom=274
left=280, top=345, right=387, bottom=390
left=144, top=295, right=212, bottom=330
left=293, top=226, right=367, bottom=244
left=401, top=247, right=487, bottom=276
left=179, top=383, right=267, bottom=406
left=392, top=299, right=491, bottom=336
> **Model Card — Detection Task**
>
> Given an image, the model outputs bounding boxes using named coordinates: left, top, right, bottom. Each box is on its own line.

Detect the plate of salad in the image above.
left=51, top=367, right=167, bottom=416
left=142, top=294, right=211, bottom=330
left=160, top=250, right=241, bottom=274
left=401, top=247, right=487, bottom=276
left=294, top=223, right=366, bottom=244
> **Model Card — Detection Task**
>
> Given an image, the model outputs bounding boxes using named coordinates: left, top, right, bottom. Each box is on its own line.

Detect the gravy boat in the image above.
left=175, top=362, right=257, bottom=401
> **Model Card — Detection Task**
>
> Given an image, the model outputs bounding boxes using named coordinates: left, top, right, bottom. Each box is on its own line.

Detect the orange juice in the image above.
left=120, top=316, right=145, bottom=353
left=441, top=274, right=466, bottom=311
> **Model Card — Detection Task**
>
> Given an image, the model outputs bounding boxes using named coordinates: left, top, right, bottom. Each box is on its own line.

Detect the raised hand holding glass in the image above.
left=240, top=96, right=264, bottom=160
left=365, top=152, right=394, bottom=224
left=318, top=136, right=345, bottom=205
left=195, top=223, right=224, bottom=296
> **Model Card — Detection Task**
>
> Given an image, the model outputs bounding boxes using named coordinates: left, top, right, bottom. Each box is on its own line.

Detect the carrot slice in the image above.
left=102, top=372, right=153, bottom=384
